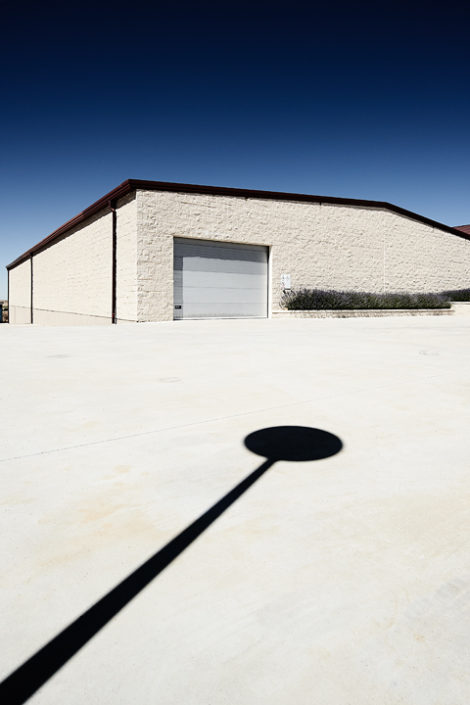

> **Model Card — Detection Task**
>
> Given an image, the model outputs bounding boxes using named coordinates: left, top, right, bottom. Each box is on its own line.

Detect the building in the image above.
left=7, top=179, right=470, bottom=324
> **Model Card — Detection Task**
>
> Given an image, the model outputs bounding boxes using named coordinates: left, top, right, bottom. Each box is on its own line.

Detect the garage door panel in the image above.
left=181, top=249, right=266, bottom=266
left=183, top=257, right=266, bottom=275
left=182, top=286, right=267, bottom=304
left=177, top=245, right=264, bottom=259
left=182, top=302, right=265, bottom=317
left=175, top=239, right=265, bottom=253
left=173, top=238, right=268, bottom=319
left=182, top=270, right=266, bottom=290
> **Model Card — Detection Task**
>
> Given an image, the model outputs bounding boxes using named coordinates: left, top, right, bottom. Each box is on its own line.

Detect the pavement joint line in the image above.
left=0, top=398, right=329, bottom=463
left=0, top=373, right=443, bottom=464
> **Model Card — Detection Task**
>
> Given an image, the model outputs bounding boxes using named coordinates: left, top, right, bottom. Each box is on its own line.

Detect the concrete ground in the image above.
left=1, top=316, right=470, bottom=704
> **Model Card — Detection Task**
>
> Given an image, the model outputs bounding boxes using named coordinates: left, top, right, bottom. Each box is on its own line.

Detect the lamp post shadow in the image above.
left=0, top=425, right=342, bottom=705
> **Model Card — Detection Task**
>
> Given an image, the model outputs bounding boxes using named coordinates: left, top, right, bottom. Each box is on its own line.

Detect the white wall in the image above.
left=136, top=189, right=470, bottom=321
left=381, top=209, right=470, bottom=292
left=9, top=259, right=31, bottom=324
left=8, top=193, right=138, bottom=325
left=115, top=193, right=138, bottom=322
left=32, top=209, right=112, bottom=323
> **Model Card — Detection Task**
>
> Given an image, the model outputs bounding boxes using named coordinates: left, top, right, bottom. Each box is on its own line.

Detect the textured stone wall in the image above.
left=381, top=209, right=470, bottom=292
left=136, top=190, right=174, bottom=321
left=116, top=193, right=138, bottom=322
left=136, top=189, right=470, bottom=321
left=9, top=194, right=138, bottom=325
left=32, top=209, right=113, bottom=323
left=8, top=259, right=31, bottom=324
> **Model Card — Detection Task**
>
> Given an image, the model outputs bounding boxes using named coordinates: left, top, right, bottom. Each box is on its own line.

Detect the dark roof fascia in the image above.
left=7, top=179, right=470, bottom=269
left=6, top=180, right=132, bottom=270
left=454, top=224, right=470, bottom=234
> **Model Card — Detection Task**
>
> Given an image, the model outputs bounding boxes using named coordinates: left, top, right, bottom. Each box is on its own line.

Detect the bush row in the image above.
left=281, top=289, right=452, bottom=310
left=441, top=288, right=470, bottom=301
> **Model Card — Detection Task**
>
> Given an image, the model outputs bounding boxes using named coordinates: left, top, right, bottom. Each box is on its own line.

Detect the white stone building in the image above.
left=7, top=179, right=470, bottom=324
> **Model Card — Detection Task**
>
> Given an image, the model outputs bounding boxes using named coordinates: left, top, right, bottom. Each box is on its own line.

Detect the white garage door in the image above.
left=173, top=238, right=268, bottom=319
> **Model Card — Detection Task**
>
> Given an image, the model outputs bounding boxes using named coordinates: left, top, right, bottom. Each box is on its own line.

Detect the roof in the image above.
left=7, top=179, right=470, bottom=270
left=454, top=224, right=470, bottom=235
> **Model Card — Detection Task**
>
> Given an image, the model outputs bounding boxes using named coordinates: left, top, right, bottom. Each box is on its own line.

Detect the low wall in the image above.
left=29, top=309, right=136, bottom=325
left=273, top=308, right=454, bottom=318
left=451, top=302, right=470, bottom=316
left=32, top=308, right=112, bottom=326
left=9, top=305, right=31, bottom=324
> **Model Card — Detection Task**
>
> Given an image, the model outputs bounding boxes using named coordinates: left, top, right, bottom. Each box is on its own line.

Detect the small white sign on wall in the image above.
left=281, top=273, right=291, bottom=290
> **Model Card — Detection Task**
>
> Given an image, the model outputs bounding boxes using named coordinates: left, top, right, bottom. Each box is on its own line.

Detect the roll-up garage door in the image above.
left=173, top=238, right=268, bottom=319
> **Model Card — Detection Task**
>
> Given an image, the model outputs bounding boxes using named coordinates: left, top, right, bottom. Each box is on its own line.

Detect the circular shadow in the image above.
left=244, top=426, right=343, bottom=462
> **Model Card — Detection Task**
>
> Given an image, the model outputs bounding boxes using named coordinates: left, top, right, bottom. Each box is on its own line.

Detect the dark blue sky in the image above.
left=1, top=1, right=469, bottom=297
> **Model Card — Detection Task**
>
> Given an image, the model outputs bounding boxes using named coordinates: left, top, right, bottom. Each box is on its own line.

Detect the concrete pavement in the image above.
left=1, top=316, right=470, bottom=704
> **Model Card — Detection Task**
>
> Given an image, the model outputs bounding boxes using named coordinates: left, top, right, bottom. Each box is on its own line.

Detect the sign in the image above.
left=281, top=273, right=291, bottom=290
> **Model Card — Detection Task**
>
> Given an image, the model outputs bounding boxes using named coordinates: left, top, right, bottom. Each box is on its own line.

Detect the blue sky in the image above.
left=1, top=1, right=469, bottom=298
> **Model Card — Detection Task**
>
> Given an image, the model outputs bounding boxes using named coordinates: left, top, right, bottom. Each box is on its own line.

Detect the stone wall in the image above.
left=9, top=193, right=137, bottom=325
left=136, top=189, right=470, bottom=321
left=32, top=209, right=112, bottom=324
left=8, top=258, right=31, bottom=324
left=116, top=193, right=138, bottom=322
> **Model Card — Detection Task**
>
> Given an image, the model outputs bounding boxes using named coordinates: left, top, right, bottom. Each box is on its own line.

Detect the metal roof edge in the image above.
left=7, top=179, right=470, bottom=269
left=6, top=180, right=133, bottom=270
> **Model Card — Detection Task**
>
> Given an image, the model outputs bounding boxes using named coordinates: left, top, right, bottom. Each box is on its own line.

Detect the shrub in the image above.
left=441, top=288, right=470, bottom=301
left=282, top=288, right=451, bottom=310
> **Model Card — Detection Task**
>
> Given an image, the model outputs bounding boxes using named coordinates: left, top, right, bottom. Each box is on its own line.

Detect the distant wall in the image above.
left=8, top=193, right=138, bottom=325
left=116, top=193, right=138, bottom=322
left=9, top=258, right=31, bottom=324
left=32, top=208, right=113, bottom=324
